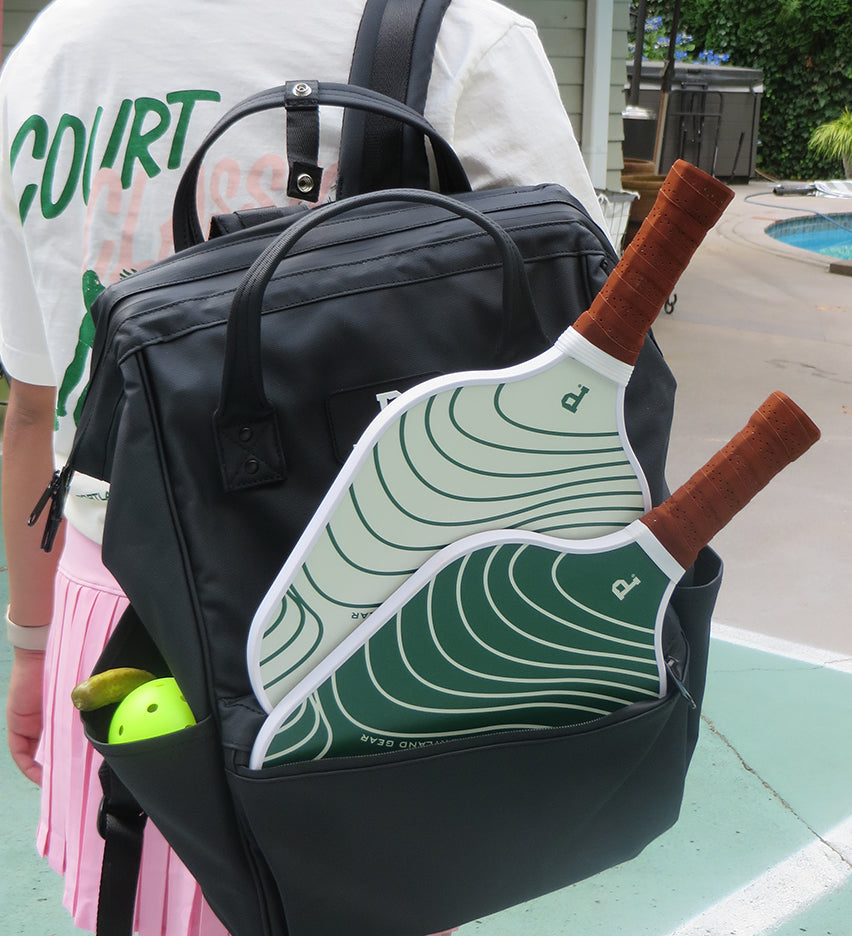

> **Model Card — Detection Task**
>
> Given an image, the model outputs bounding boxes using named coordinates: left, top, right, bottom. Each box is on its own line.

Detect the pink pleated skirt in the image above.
left=37, top=525, right=458, bottom=936
left=37, top=524, right=230, bottom=936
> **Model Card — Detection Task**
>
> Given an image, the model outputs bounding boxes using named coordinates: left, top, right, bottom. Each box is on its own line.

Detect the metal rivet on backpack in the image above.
left=292, top=82, right=312, bottom=97
left=296, top=173, right=315, bottom=194
left=243, top=457, right=260, bottom=476
left=239, top=426, right=253, bottom=443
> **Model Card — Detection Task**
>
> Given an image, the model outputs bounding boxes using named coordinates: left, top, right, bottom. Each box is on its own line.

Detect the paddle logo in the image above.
left=562, top=384, right=591, bottom=413
left=375, top=389, right=402, bottom=410
left=325, top=372, right=440, bottom=464
left=612, top=574, right=641, bottom=600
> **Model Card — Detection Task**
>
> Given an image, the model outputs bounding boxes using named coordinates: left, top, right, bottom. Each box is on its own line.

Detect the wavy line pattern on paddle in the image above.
left=259, top=538, right=668, bottom=766
left=256, top=351, right=648, bottom=707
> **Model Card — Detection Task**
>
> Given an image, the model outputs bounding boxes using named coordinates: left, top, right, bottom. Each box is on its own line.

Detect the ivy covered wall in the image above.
left=676, top=0, right=852, bottom=179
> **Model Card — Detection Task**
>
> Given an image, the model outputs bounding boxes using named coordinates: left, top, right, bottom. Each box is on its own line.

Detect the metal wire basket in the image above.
left=596, top=188, right=639, bottom=254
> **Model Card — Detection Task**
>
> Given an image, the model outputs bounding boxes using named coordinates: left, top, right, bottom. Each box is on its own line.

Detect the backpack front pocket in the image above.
left=231, top=688, right=691, bottom=936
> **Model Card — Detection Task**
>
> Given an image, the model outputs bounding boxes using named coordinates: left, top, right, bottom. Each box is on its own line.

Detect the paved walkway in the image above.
left=652, top=182, right=851, bottom=657
left=1, top=181, right=850, bottom=934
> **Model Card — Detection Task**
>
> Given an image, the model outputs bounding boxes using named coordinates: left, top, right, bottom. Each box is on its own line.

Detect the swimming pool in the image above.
left=765, top=213, right=852, bottom=260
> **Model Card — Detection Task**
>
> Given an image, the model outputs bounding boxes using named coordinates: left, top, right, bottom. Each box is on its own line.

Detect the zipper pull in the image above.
left=666, top=657, right=697, bottom=710
left=28, top=465, right=73, bottom=552
left=29, top=471, right=61, bottom=527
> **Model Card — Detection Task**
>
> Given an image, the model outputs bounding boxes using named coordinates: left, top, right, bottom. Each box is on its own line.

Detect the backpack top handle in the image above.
left=171, top=81, right=471, bottom=253
left=212, top=186, right=541, bottom=493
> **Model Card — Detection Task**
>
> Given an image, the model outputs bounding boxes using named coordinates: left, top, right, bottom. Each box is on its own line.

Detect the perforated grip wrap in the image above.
left=640, top=392, right=821, bottom=569
left=573, top=159, right=734, bottom=365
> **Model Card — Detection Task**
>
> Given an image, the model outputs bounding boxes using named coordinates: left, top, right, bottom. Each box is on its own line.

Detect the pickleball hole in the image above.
left=147, top=703, right=158, bottom=713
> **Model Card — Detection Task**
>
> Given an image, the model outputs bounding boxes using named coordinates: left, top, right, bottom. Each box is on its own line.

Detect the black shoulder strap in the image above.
left=95, top=763, right=147, bottom=936
left=337, top=0, right=452, bottom=198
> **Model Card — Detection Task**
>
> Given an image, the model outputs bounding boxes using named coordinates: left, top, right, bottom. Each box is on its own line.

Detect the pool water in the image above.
left=766, top=213, right=852, bottom=260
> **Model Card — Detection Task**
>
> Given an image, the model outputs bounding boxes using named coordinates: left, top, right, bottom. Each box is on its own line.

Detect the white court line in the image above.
left=712, top=622, right=852, bottom=675
left=662, top=814, right=852, bottom=936
left=664, top=624, right=852, bottom=934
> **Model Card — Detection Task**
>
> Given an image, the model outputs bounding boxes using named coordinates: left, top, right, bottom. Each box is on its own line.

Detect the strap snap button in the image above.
left=296, top=173, right=315, bottom=194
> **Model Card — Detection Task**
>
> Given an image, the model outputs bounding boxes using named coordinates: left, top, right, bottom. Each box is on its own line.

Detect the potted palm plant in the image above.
left=808, top=108, right=852, bottom=178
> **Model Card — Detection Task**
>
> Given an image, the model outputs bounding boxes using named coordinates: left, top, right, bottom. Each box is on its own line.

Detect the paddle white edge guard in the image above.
left=247, top=328, right=650, bottom=713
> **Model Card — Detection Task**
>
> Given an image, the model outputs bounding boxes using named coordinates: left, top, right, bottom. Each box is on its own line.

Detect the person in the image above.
left=0, top=1, right=608, bottom=933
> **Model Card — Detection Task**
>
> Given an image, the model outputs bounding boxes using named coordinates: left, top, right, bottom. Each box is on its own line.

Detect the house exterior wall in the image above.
left=608, top=0, right=629, bottom=187
left=511, top=0, right=627, bottom=190
left=0, top=0, right=628, bottom=189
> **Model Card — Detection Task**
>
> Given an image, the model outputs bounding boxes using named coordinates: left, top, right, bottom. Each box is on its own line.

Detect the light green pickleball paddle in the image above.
left=247, top=160, right=735, bottom=713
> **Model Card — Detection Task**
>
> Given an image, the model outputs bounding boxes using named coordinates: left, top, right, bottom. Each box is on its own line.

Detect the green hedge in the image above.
left=653, top=0, right=852, bottom=179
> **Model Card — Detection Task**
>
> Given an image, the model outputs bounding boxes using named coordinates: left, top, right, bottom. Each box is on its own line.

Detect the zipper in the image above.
left=28, top=464, right=74, bottom=552
left=100, top=190, right=608, bottom=355
left=254, top=691, right=677, bottom=776
left=666, top=656, right=697, bottom=709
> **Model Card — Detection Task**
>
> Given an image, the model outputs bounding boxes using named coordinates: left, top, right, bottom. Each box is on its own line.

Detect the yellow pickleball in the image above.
left=108, top=677, right=195, bottom=744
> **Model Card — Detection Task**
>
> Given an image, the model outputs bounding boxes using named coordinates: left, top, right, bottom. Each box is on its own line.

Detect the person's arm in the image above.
left=434, top=19, right=609, bottom=235
left=3, top=377, right=65, bottom=784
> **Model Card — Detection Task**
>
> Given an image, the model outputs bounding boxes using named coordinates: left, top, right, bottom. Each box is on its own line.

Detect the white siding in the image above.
left=512, top=0, right=628, bottom=190
left=511, top=1, right=587, bottom=136
left=609, top=0, right=629, bottom=187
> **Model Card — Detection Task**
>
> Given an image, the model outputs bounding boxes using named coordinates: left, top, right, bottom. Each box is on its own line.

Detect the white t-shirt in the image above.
left=0, top=0, right=608, bottom=544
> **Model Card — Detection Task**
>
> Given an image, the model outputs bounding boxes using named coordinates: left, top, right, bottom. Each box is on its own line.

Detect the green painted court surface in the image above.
left=458, top=633, right=852, bottom=936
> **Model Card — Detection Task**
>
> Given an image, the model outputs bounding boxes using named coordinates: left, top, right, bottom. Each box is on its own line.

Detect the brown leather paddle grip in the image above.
left=573, top=159, right=734, bottom=365
left=639, top=392, right=820, bottom=569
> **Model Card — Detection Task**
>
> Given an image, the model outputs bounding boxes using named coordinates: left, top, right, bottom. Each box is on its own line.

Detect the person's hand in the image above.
left=6, top=647, right=45, bottom=785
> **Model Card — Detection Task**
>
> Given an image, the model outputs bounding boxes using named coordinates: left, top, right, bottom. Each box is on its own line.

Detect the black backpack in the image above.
left=35, top=3, right=723, bottom=934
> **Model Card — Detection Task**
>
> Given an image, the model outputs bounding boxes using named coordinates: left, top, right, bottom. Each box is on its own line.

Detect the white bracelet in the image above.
left=5, top=605, right=50, bottom=651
